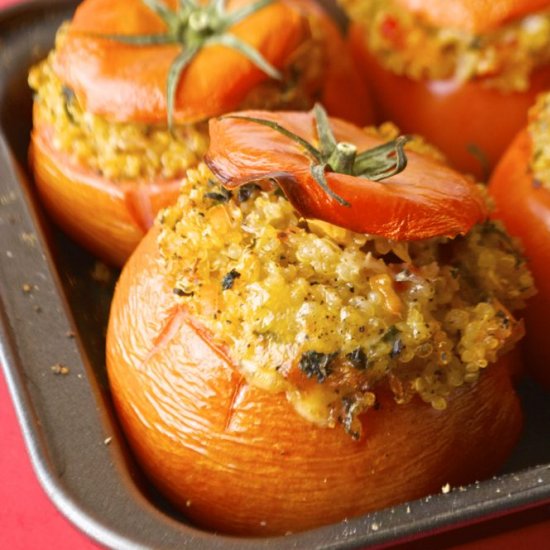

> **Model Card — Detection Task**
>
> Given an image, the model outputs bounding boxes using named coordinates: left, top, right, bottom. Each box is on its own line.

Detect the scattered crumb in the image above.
left=51, top=363, right=69, bottom=375
left=90, top=261, right=112, bottom=284
left=20, top=232, right=37, bottom=247
left=459, top=486, right=467, bottom=492
left=104, top=437, right=112, bottom=445
left=6, top=250, right=13, bottom=258
left=22, top=283, right=33, bottom=293
left=406, top=506, right=411, bottom=514
left=441, top=483, right=451, bottom=494
left=66, top=330, right=75, bottom=338
left=77, top=374, right=83, bottom=379
left=34, top=305, right=42, bottom=313
left=0, top=191, right=16, bottom=205
left=371, top=522, right=379, bottom=532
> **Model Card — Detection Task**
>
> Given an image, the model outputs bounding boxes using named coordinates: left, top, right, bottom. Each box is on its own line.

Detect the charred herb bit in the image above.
left=205, top=186, right=232, bottom=203
left=299, top=351, right=337, bottom=383
left=237, top=183, right=261, bottom=202
left=390, top=337, right=404, bottom=358
left=382, top=325, right=403, bottom=358
left=346, top=347, right=368, bottom=370
left=62, top=85, right=76, bottom=123
left=382, top=325, right=399, bottom=342
left=340, top=395, right=361, bottom=440
left=222, top=269, right=241, bottom=290
left=173, top=287, right=194, bottom=297
left=496, top=309, right=511, bottom=328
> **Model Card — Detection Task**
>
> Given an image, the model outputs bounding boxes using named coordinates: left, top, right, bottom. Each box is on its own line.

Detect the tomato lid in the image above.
left=395, top=0, right=550, bottom=33
left=54, top=0, right=307, bottom=124
left=206, top=107, right=487, bottom=240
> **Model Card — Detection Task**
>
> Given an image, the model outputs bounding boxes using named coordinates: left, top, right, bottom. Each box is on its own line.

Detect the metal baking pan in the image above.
left=0, top=1, right=549, bottom=548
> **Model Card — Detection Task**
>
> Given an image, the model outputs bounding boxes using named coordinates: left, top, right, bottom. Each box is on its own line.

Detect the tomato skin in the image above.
left=106, top=226, right=523, bottom=536
left=349, top=22, right=550, bottom=180
left=489, top=130, right=550, bottom=389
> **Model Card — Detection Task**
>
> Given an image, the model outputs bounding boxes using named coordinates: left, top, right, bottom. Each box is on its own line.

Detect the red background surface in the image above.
left=0, top=0, right=549, bottom=548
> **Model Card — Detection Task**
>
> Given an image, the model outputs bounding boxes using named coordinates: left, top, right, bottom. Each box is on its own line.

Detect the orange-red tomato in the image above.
left=347, top=9, right=550, bottom=180
left=106, top=226, right=523, bottom=536
left=489, top=129, right=550, bottom=389
left=207, top=108, right=487, bottom=239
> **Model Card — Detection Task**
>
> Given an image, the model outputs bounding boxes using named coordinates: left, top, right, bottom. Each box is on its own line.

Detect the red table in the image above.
left=0, top=0, right=549, bottom=548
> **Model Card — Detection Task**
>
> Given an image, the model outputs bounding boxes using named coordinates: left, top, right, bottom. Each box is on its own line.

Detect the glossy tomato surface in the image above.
left=489, top=129, right=550, bottom=389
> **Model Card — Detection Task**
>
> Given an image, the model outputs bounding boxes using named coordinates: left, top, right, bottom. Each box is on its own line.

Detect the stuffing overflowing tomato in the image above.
left=341, top=0, right=550, bottom=179
left=107, top=106, right=532, bottom=534
left=489, top=93, right=550, bottom=389
left=29, top=0, right=371, bottom=265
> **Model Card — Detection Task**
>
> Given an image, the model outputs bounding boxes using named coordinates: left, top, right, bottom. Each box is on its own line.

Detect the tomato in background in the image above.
left=348, top=22, right=550, bottom=181
left=489, top=129, right=550, bottom=389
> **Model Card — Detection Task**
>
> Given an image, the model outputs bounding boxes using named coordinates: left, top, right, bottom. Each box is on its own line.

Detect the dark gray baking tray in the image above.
left=0, top=1, right=549, bottom=548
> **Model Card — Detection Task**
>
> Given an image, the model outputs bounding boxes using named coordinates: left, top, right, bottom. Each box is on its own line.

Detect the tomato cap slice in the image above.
left=206, top=109, right=487, bottom=240
left=54, top=0, right=307, bottom=124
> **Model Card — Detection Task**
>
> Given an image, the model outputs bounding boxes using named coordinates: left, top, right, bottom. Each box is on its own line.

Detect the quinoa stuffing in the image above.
left=157, top=160, right=534, bottom=437
left=341, top=0, right=550, bottom=91
left=529, top=92, right=550, bottom=188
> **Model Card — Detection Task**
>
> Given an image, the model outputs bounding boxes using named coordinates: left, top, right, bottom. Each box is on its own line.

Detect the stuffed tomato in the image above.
left=29, top=0, right=371, bottom=266
left=341, top=0, right=550, bottom=179
left=106, top=106, right=533, bottom=535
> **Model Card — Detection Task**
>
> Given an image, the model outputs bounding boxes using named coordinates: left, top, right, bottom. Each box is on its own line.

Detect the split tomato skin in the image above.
left=348, top=22, right=550, bottom=180
left=106, top=227, right=523, bottom=536
left=489, top=130, right=550, bottom=389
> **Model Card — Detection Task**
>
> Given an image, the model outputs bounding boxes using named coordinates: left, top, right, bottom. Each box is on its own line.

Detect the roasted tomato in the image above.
left=489, top=94, right=550, bottom=389
left=29, top=0, right=372, bottom=266
left=107, top=107, right=532, bottom=534
left=342, top=0, right=550, bottom=180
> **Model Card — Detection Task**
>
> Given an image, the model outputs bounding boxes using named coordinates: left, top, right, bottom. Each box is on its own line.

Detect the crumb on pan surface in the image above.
left=340, top=0, right=550, bottom=91
left=529, top=92, right=550, bottom=187
left=28, top=18, right=326, bottom=181
left=157, top=158, right=534, bottom=437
